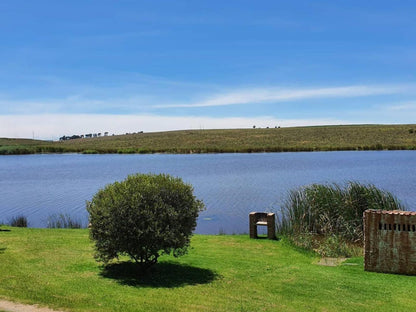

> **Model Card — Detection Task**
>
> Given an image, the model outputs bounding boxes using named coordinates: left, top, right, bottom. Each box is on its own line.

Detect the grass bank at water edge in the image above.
left=1, top=228, right=416, bottom=311
left=1, top=124, right=416, bottom=154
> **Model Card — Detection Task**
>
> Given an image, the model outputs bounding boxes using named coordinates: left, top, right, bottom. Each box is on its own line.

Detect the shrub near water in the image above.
left=87, top=173, right=205, bottom=270
left=9, top=215, right=28, bottom=227
left=277, top=182, right=406, bottom=257
left=46, top=213, right=82, bottom=229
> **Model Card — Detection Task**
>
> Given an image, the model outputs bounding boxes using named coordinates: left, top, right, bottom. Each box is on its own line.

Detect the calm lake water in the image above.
left=1, top=151, right=415, bottom=234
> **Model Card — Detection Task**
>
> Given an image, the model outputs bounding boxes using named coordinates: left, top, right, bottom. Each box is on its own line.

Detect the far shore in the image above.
left=1, top=124, right=416, bottom=155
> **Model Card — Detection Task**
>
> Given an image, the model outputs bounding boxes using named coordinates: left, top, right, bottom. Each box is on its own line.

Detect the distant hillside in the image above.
left=1, top=124, right=416, bottom=155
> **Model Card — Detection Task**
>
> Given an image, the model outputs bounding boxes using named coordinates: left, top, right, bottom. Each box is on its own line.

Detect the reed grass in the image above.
left=46, top=213, right=83, bottom=229
left=277, top=182, right=405, bottom=256
left=9, top=215, right=28, bottom=228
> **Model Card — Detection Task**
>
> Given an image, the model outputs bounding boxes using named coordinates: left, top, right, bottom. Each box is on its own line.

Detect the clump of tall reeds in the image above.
left=9, top=215, right=28, bottom=227
left=277, top=182, right=406, bottom=257
left=46, top=213, right=82, bottom=229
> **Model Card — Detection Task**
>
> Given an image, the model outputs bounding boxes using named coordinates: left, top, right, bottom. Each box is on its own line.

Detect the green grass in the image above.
left=1, top=228, right=416, bottom=311
left=1, top=124, right=416, bottom=154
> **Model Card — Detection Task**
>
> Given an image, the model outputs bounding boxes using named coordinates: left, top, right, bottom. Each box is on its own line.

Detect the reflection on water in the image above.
left=1, top=151, right=415, bottom=234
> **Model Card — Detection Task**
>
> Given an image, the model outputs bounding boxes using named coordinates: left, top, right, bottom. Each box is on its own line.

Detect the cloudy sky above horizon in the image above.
left=1, top=0, right=416, bottom=140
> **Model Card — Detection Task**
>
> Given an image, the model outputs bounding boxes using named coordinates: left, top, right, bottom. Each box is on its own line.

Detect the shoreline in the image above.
left=2, top=124, right=416, bottom=155
left=1, top=145, right=415, bottom=156
left=0, top=124, right=416, bottom=155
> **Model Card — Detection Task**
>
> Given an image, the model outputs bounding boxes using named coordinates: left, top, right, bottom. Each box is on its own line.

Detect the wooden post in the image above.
left=249, top=212, right=258, bottom=239
left=267, top=213, right=276, bottom=240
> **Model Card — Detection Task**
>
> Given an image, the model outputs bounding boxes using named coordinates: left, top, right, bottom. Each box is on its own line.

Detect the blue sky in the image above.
left=1, top=0, right=416, bottom=139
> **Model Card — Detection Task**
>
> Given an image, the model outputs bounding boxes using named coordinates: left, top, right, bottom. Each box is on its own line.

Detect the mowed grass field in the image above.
left=1, top=228, right=416, bottom=311
left=1, top=124, right=416, bottom=154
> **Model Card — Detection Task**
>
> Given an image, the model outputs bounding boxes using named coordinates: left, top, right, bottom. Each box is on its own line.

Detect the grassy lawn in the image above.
left=1, top=228, right=416, bottom=311
left=1, top=124, right=416, bottom=154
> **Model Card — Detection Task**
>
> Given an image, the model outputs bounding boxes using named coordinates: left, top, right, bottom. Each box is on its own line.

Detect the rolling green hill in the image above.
left=1, top=124, right=416, bottom=155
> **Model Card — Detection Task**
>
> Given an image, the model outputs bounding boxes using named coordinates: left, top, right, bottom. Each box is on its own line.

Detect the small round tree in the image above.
left=87, top=173, right=205, bottom=270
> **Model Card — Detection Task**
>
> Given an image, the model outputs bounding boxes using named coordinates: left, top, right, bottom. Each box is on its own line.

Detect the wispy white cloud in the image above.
left=0, top=71, right=223, bottom=114
left=0, top=114, right=347, bottom=140
left=155, top=84, right=416, bottom=108
left=0, top=84, right=416, bottom=118
left=1, top=83, right=415, bottom=115
left=384, top=102, right=416, bottom=111
left=0, top=96, right=157, bottom=115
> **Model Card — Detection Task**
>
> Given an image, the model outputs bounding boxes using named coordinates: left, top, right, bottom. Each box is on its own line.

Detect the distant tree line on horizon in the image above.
left=59, top=131, right=145, bottom=141
left=59, top=132, right=109, bottom=141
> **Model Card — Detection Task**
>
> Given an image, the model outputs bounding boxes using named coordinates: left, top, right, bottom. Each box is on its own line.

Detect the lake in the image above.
left=1, top=151, right=415, bottom=234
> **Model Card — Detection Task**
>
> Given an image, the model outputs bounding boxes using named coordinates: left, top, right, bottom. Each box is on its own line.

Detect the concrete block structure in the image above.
left=249, top=212, right=276, bottom=240
left=364, top=209, right=416, bottom=275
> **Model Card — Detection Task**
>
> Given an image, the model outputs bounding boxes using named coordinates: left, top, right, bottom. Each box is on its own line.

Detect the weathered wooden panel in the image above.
left=364, top=209, right=416, bottom=274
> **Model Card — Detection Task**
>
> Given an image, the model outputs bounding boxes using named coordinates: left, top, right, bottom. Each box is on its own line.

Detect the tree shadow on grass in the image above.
left=0, top=247, right=6, bottom=254
left=100, top=261, right=219, bottom=288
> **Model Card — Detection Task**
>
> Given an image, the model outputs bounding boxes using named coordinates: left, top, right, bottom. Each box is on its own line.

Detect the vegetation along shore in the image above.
left=1, top=124, right=416, bottom=155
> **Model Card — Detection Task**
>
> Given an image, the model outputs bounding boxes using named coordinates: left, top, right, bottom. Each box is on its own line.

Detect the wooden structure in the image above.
left=364, top=209, right=416, bottom=275
left=249, top=212, right=276, bottom=240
